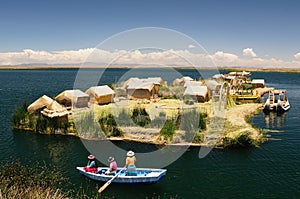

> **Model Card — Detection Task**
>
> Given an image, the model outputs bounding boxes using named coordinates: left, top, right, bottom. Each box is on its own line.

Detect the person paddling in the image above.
left=105, top=156, right=118, bottom=175
left=125, top=150, right=137, bottom=176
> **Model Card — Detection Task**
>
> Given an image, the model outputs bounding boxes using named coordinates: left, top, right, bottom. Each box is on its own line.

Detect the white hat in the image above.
left=88, top=154, right=95, bottom=159
left=108, top=157, right=115, bottom=162
left=127, top=150, right=135, bottom=157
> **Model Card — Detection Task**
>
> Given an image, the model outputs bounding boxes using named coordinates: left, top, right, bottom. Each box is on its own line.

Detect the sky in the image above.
left=1, top=0, right=300, bottom=68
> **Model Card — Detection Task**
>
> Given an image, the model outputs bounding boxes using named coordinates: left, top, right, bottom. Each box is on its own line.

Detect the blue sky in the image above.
left=1, top=0, right=300, bottom=67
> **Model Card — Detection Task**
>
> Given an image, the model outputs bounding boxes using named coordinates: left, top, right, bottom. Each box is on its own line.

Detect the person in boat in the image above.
left=84, top=154, right=97, bottom=173
left=279, top=91, right=285, bottom=101
left=105, top=156, right=117, bottom=175
left=125, top=150, right=137, bottom=176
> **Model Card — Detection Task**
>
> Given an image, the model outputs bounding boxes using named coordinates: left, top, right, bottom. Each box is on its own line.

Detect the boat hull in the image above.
left=263, top=91, right=290, bottom=112
left=76, top=167, right=166, bottom=184
left=277, top=99, right=290, bottom=112
left=263, top=99, right=290, bottom=112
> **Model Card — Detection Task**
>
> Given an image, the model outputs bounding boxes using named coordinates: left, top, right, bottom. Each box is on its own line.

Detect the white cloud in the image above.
left=0, top=48, right=300, bottom=68
left=212, top=51, right=239, bottom=63
left=294, top=52, right=300, bottom=60
left=243, top=48, right=257, bottom=57
left=188, top=44, right=195, bottom=49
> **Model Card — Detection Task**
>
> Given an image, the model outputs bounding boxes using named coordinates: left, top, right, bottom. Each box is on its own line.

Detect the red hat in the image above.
left=88, top=155, right=95, bottom=159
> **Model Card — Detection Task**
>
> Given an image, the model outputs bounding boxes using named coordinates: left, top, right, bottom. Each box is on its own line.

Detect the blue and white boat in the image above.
left=263, top=90, right=290, bottom=112
left=76, top=167, right=167, bottom=184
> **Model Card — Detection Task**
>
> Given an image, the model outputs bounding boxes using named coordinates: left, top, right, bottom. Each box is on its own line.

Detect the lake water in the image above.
left=0, top=68, right=299, bottom=198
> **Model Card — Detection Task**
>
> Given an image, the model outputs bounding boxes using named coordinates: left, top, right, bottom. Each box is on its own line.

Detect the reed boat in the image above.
left=263, top=90, right=290, bottom=112
left=76, top=167, right=166, bottom=184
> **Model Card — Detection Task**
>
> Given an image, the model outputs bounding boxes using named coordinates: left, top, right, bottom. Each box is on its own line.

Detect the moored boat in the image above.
left=76, top=167, right=167, bottom=184
left=263, top=90, right=290, bottom=112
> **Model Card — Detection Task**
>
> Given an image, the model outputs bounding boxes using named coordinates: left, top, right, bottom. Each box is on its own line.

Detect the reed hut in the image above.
left=251, top=79, right=265, bottom=88
left=184, top=80, right=202, bottom=88
left=146, top=77, right=167, bottom=86
left=184, top=85, right=209, bottom=103
left=206, top=80, right=222, bottom=91
left=85, top=85, right=115, bottom=105
left=41, top=101, right=69, bottom=118
left=172, top=76, right=193, bottom=86
left=125, top=78, right=160, bottom=100
left=55, top=89, right=90, bottom=108
left=27, top=95, right=54, bottom=114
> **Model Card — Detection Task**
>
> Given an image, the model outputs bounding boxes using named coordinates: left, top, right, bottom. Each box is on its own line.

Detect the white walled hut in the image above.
left=55, top=89, right=90, bottom=108
left=27, top=95, right=54, bottom=114
left=86, top=85, right=115, bottom=105
left=184, top=85, right=209, bottom=103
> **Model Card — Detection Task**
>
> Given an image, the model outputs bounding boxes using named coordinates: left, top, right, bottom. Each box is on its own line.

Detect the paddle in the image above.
left=98, top=167, right=126, bottom=193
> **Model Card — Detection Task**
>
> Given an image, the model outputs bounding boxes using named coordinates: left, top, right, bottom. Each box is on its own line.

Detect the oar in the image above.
left=98, top=167, right=126, bottom=193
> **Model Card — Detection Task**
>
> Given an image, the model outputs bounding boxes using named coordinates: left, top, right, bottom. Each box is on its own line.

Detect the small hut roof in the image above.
left=181, top=76, right=194, bottom=82
left=251, top=79, right=265, bottom=84
left=123, top=78, right=140, bottom=89
left=27, top=95, right=54, bottom=114
left=145, top=77, right=164, bottom=85
left=228, top=71, right=251, bottom=76
left=86, top=85, right=115, bottom=97
left=41, top=101, right=69, bottom=118
left=127, top=81, right=155, bottom=91
left=184, top=85, right=208, bottom=96
left=205, top=80, right=222, bottom=90
left=56, top=89, right=89, bottom=102
left=184, top=80, right=202, bottom=88
left=173, top=78, right=183, bottom=84
left=124, top=77, right=161, bottom=91
left=242, top=71, right=251, bottom=76
left=225, top=75, right=236, bottom=80
left=212, top=74, right=225, bottom=79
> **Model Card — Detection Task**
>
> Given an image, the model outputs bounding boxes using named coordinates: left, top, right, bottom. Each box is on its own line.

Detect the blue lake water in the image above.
left=0, top=68, right=299, bottom=198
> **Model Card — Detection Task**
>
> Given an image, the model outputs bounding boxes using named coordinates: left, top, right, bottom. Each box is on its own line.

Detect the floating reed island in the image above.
left=13, top=71, right=278, bottom=148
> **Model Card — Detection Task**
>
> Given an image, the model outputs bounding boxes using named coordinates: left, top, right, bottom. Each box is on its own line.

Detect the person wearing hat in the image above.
left=84, top=154, right=97, bottom=173
left=125, top=150, right=137, bottom=176
left=105, top=156, right=118, bottom=175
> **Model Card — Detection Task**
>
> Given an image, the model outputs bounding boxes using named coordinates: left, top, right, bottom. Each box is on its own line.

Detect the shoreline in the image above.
left=1, top=65, right=300, bottom=73
left=14, top=102, right=265, bottom=148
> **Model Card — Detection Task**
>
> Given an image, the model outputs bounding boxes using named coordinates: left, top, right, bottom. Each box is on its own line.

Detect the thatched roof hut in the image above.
left=125, top=78, right=160, bottom=100
left=27, top=95, right=54, bottom=114
left=184, top=85, right=209, bottom=103
left=184, top=80, right=202, bottom=88
left=55, top=89, right=90, bottom=108
left=146, top=77, right=166, bottom=86
left=251, top=79, right=265, bottom=88
left=41, top=101, right=69, bottom=118
left=86, top=85, right=115, bottom=105
left=205, top=80, right=222, bottom=91
left=123, top=77, right=164, bottom=88
left=172, top=76, right=193, bottom=86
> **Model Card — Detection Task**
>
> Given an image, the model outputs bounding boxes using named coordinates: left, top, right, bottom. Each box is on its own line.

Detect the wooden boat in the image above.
left=76, top=167, right=167, bottom=184
left=263, top=90, right=290, bottom=112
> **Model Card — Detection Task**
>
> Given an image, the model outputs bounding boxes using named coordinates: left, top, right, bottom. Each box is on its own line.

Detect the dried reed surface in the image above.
left=225, top=103, right=262, bottom=139
left=0, top=161, right=68, bottom=199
